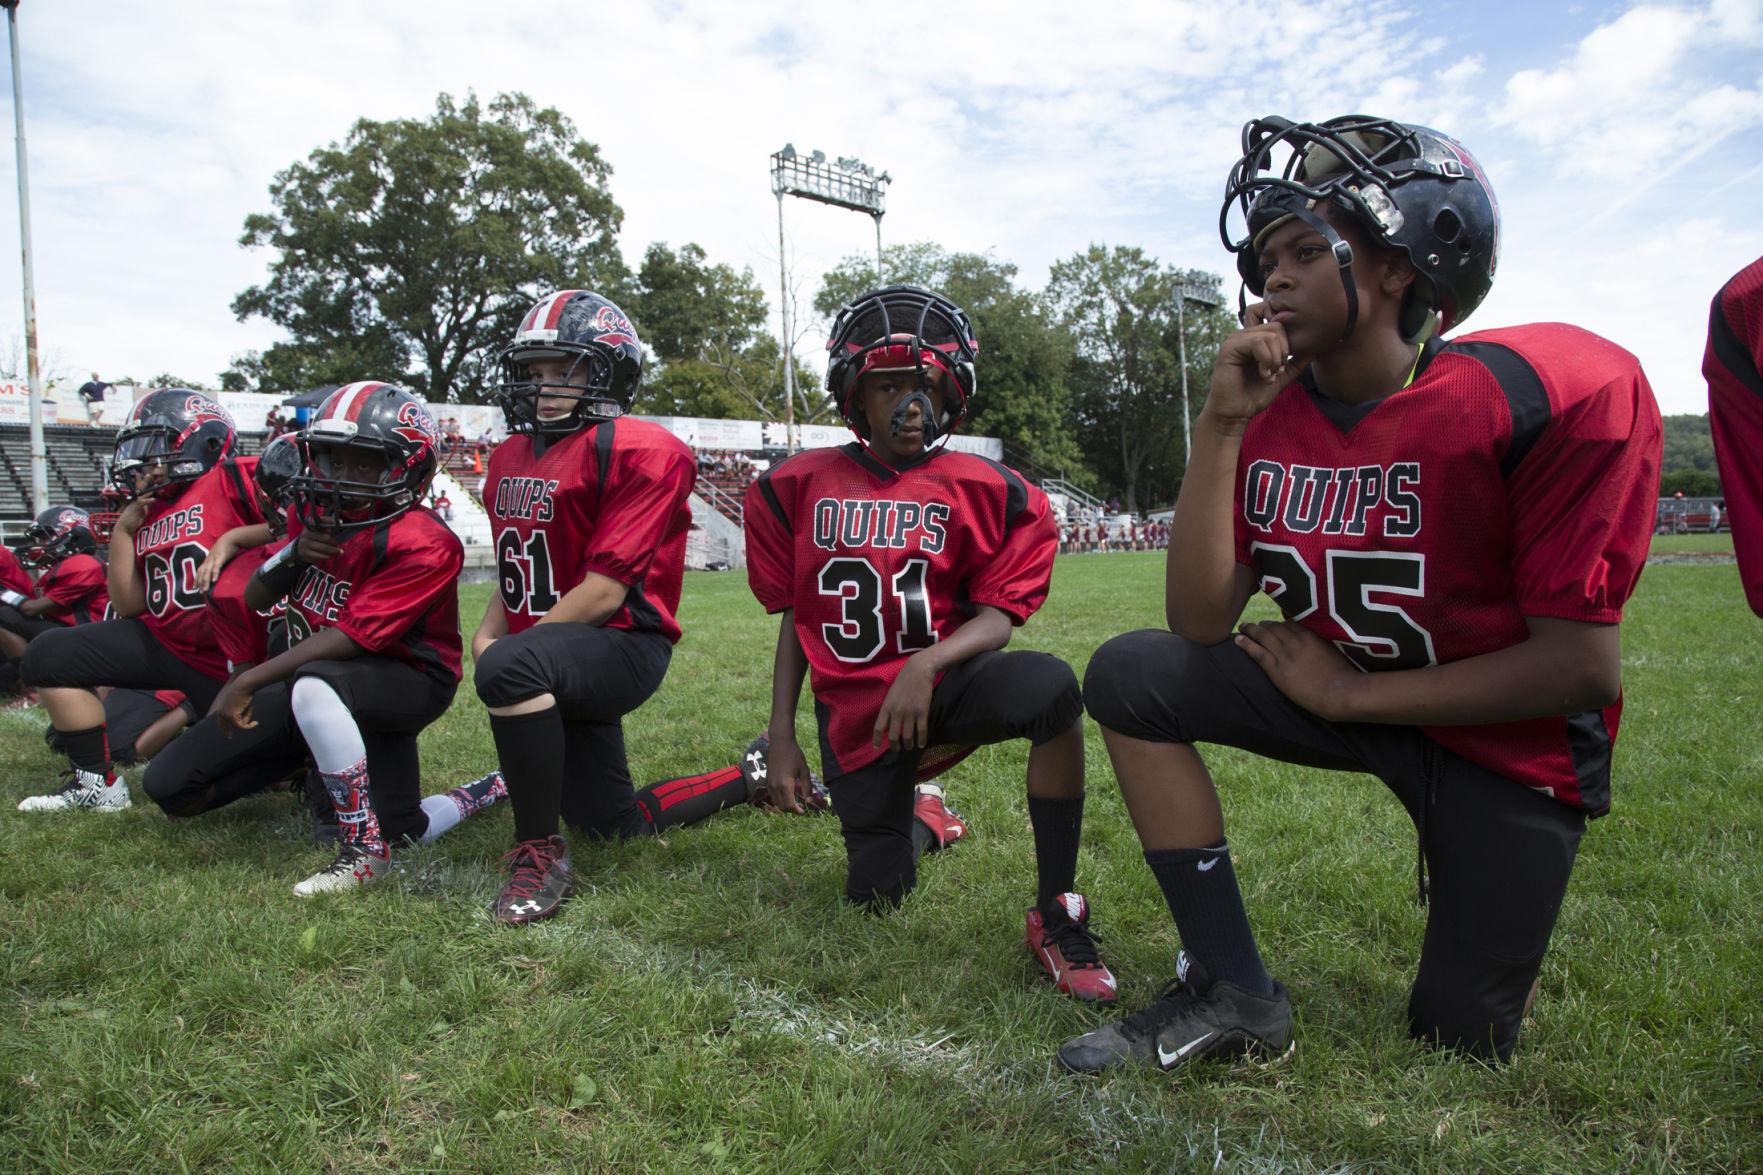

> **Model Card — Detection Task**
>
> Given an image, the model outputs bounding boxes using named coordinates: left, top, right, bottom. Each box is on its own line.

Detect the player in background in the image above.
left=1704, top=255, right=1763, bottom=616
left=0, top=534, right=35, bottom=691
left=1061, top=115, right=1661, bottom=1072
left=1, top=507, right=110, bottom=682
left=745, top=285, right=1115, bottom=1003
left=472, top=290, right=698, bottom=924
left=209, top=382, right=486, bottom=895
left=17, top=391, right=261, bottom=813
left=138, top=436, right=313, bottom=820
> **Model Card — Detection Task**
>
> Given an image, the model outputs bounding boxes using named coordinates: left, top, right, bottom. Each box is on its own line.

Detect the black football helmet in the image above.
left=824, top=285, right=978, bottom=444
left=16, top=505, right=98, bottom=569
left=1221, top=115, right=1500, bottom=343
left=110, top=389, right=238, bottom=499
left=254, top=434, right=303, bottom=536
left=288, top=381, right=439, bottom=535
left=494, top=290, right=644, bottom=436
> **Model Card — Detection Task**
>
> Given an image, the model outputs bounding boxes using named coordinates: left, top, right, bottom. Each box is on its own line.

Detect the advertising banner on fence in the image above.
left=0, top=382, right=61, bottom=426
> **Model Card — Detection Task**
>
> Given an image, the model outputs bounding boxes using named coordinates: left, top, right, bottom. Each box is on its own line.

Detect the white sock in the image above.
left=290, top=677, right=366, bottom=774
left=418, top=794, right=462, bottom=843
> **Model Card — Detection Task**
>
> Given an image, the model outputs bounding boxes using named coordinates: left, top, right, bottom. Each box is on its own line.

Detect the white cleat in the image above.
left=293, top=844, right=390, bottom=897
left=17, top=769, right=131, bottom=812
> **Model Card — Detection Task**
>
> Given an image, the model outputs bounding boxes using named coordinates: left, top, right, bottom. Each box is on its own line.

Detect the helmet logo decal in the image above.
left=591, top=305, right=638, bottom=349
left=392, top=399, right=438, bottom=448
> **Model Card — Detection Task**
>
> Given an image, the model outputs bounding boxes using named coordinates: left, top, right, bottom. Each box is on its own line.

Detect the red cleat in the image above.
left=913, top=785, right=967, bottom=851
left=1026, top=892, right=1118, bottom=1004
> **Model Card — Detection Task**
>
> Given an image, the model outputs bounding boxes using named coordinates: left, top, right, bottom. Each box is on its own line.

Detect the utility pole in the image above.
left=4, top=0, right=46, bottom=512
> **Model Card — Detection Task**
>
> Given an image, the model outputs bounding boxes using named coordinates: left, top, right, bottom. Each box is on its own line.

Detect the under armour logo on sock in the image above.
left=745, top=750, right=767, bottom=779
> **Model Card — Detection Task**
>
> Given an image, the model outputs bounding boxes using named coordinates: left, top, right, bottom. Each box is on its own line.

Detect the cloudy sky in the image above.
left=1, top=0, right=1759, bottom=414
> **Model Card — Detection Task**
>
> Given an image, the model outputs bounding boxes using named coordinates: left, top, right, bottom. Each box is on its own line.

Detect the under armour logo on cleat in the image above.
left=509, top=900, right=540, bottom=915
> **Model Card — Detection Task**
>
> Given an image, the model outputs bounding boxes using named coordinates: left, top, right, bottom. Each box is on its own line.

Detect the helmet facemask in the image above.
left=825, top=286, right=978, bottom=446
left=291, top=433, right=420, bottom=536
left=495, top=347, right=622, bottom=437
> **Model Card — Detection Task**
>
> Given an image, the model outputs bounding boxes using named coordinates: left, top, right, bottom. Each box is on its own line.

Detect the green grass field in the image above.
left=3, top=555, right=1759, bottom=1173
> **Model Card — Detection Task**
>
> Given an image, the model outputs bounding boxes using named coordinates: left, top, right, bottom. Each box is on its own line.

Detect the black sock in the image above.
left=910, top=816, right=935, bottom=859
left=1144, top=841, right=1274, bottom=996
left=489, top=708, right=566, bottom=842
left=633, top=764, right=750, bottom=832
left=60, top=724, right=110, bottom=776
left=1027, top=793, right=1084, bottom=909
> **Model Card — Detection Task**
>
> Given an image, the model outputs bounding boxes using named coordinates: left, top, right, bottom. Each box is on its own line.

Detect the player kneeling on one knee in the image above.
left=211, top=381, right=471, bottom=896
left=472, top=290, right=699, bottom=926
left=1059, top=114, right=1660, bottom=1072
left=744, top=284, right=1115, bottom=1003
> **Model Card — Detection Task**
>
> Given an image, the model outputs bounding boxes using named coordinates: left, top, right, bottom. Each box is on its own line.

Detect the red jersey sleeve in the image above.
left=744, top=464, right=797, bottom=614
left=1705, top=256, right=1763, bottom=616
left=583, top=434, right=696, bottom=588
left=209, top=543, right=277, bottom=669
left=40, top=556, right=105, bottom=607
left=1504, top=339, right=1661, bottom=624
left=334, top=524, right=464, bottom=654
left=965, top=474, right=1056, bottom=624
left=0, top=546, right=31, bottom=596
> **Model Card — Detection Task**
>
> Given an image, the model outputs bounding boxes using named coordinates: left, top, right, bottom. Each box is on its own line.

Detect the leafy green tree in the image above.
left=815, top=244, right=1086, bottom=476
left=625, top=242, right=824, bottom=421
left=1046, top=246, right=1232, bottom=512
left=232, top=92, right=627, bottom=402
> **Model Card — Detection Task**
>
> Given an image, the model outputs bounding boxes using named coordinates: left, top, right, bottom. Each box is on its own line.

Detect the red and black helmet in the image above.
left=824, top=285, right=978, bottom=443
left=16, top=505, right=97, bottom=568
left=288, top=381, right=439, bottom=535
left=1221, top=115, right=1501, bottom=343
left=494, top=290, right=644, bottom=436
left=253, top=434, right=303, bottom=536
left=110, top=388, right=237, bottom=499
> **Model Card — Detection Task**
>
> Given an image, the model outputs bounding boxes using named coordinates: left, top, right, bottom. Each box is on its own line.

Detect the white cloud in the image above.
left=0, top=0, right=1748, bottom=419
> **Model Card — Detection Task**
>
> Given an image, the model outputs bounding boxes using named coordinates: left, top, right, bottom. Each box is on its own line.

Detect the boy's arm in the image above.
left=473, top=593, right=509, bottom=661
left=1235, top=614, right=1620, bottom=725
left=106, top=497, right=152, bottom=618
left=873, top=604, right=1014, bottom=752
left=196, top=523, right=275, bottom=592
left=534, top=571, right=628, bottom=629
left=763, top=610, right=815, bottom=814
left=210, top=626, right=365, bottom=733
left=1167, top=320, right=1296, bottom=642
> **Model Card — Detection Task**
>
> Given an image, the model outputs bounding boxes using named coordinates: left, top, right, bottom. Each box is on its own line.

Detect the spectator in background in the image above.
left=77, top=373, right=110, bottom=425
left=435, top=490, right=454, bottom=522
left=1709, top=499, right=1722, bottom=534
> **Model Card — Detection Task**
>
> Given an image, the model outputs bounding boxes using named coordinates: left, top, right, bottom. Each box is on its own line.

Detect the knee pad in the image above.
left=1003, top=653, right=1083, bottom=745
left=473, top=634, right=550, bottom=708
left=1083, top=628, right=1210, bottom=734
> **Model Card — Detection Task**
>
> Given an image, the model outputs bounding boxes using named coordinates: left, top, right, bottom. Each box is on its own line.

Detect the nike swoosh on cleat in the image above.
left=1157, top=1033, right=1215, bottom=1067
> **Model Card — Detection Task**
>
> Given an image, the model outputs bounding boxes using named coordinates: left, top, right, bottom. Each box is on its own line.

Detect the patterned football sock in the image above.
left=418, top=772, right=509, bottom=844
left=1145, top=841, right=1274, bottom=995
left=320, top=757, right=388, bottom=858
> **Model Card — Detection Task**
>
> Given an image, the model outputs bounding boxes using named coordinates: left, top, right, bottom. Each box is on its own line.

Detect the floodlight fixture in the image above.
left=769, top=145, right=892, bottom=452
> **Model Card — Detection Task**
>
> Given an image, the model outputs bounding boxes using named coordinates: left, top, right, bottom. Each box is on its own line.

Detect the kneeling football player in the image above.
left=18, top=392, right=261, bottom=812
left=744, top=284, right=1115, bottom=1003
left=1061, top=115, right=1660, bottom=1072
left=472, top=290, right=702, bottom=924
left=210, top=382, right=475, bottom=895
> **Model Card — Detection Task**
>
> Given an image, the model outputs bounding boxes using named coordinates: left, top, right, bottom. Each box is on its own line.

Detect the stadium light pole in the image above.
left=769, top=145, right=890, bottom=452
left=1175, top=281, right=1221, bottom=476
left=3, top=0, right=46, bottom=513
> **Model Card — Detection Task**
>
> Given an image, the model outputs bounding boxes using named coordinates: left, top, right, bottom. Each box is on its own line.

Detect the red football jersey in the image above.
left=32, top=553, right=109, bottom=626
left=484, top=418, right=695, bottom=642
left=0, top=546, right=31, bottom=596
left=284, top=508, right=463, bottom=684
left=746, top=442, right=1057, bottom=778
left=1705, top=256, right=1763, bottom=617
left=208, top=542, right=282, bottom=671
left=131, top=457, right=263, bottom=681
left=1232, top=323, right=1661, bottom=814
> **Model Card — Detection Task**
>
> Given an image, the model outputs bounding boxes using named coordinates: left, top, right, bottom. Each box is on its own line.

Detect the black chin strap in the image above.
left=1289, top=206, right=1359, bottom=343
left=890, top=388, right=941, bottom=445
